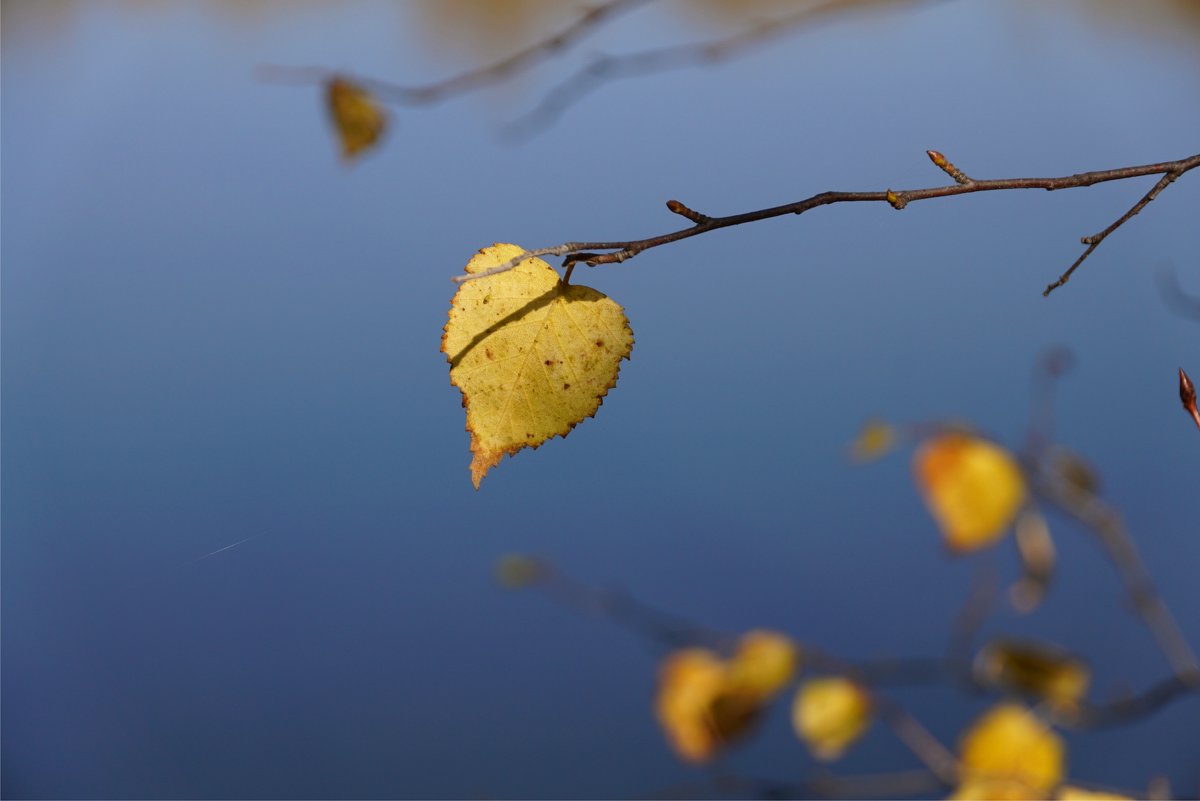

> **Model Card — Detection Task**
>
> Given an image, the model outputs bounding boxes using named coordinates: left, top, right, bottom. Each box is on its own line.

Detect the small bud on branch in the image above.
left=1180, top=367, right=1200, bottom=433
left=666, top=199, right=711, bottom=224
left=451, top=153, right=1200, bottom=295
left=926, top=150, right=972, bottom=185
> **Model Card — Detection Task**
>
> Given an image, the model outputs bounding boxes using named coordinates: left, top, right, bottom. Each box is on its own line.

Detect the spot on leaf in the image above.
left=442, top=244, right=634, bottom=488
left=326, top=76, right=387, bottom=161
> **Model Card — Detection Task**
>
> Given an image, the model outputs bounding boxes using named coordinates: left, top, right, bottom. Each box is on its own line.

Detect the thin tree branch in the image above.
left=258, top=0, right=654, bottom=105
left=1071, top=671, right=1200, bottom=729
left=451, top=152, right=1200, bottom=296
left=947, top=555, right=999, bottom=673
left=504, top=0, right=942, bottom=138
left=1030, top=469, right=1199, bottom=678
left=872, top=697, right=961, bottom=784
left=1042, top=170, right=1182, bottom=296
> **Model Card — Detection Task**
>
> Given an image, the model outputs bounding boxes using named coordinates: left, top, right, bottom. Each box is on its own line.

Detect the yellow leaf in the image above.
left=913, top=433, right=1025, bottom=552
left=791, top=677, right=872, bottom=761
left=655, top=649, right=759, bottom=763
left=727, top=630, right=800, bottom=698
left=654, top=630, right=794, bottom=763
left=442, top=244, right=633, bottom=488
left=493, top=553, right=546, bottom=589
left=975, top=640, right=1090, bottom=713
left=849, top=418, right=896, bottom=462
left=952, top=703, right=1064, bottom=800
left=326, top=76, right=386, bottom=160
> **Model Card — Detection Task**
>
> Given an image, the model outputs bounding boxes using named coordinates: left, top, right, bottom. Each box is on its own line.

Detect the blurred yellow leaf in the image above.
left=1057, top=787, right=1132, bottom=800
left=493, top=553, right=546, bottom=588
left=655, top=649, right=758, bottom=763
left=975, top=640, right=1090, bottom=713
left=442, top=244, right=634, bottom=488
left=849, top=418, right=896, bottom=462
left=951, top=703, right=1064, bottom=800
left=655, top=630, right=796, bottom=763
left=791, top=676, right=871, bottom=761
left=326, top=76, right=387, bottom=160
left=913, top=433, right=1025, bottom=552
left=727, top=630, right=800, bottom=697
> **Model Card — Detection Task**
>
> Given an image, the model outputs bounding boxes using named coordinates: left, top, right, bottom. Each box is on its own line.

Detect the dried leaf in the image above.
left=493, top=554, right=547, bottom=589
left=442, top=244, right=634, bottom=488
left=655, top=630, right=796, bottom=763
left=326, top=76, right=387, bottom=161
left=913, top=433, right=1025, bottom=552
left=655, top=649, right=758, bottom=763
left=849, top=418, right=896, bottom=462
left=952, top=703, right=1064, bottom=800
left=975, top=640, right=1090, bottom=712
left=791, top=677, right=872, bottom=761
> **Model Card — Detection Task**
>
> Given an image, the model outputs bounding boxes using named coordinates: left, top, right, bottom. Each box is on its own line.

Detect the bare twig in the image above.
left=1030, top=470, right=1199, bottom=678
left=1042, top=170, right=1183, bottom=296
left=452, top=152, right=1200, bottom=295
left=258, top=0, right=654, bottom=103
left=947, top=556, right=999, bottom=672
left=1071, top=671, right=1200, bottom=729
left=504, top=0, right=945, bottom=137
left=872, top=697, right=960, bottom=784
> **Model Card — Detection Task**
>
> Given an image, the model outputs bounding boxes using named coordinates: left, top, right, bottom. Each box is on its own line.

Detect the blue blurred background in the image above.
left=3, top=1, right=1198, bottom=797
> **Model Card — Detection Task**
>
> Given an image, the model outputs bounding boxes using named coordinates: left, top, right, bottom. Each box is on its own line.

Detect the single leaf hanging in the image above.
left=442, top=244, right=634, bottom=488
left=913, top=433, right=1025, bottom=553
left=951, top=703, right=1064, bottom=800
left=791, top=676, right=872, bottom=761
left=326, top=76, right=387, bottom=161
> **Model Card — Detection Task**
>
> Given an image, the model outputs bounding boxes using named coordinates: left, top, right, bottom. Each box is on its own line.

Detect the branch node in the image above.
left=886, top=189, right=907, bottom=210
left=563, top=252, right=601, bottom=269
left=665, top=199, right=711, bottom=224
left=926, top=149, right=972, bottom=184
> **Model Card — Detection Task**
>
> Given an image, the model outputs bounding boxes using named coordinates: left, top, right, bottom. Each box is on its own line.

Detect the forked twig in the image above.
left=454, top=152, right=1200, bottom=297
left=258, top=0, right=653, bottom=105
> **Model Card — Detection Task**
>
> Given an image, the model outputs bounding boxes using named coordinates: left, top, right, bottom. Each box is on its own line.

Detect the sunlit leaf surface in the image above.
left=442, top=244, right=633, bottom=487
left=791, top=676, right=872, bottom=761
left=952, top=703, right=1064, bottom=800
left=655, top=631, right=796, bottom=763
left=913, top=433, right=1025, bottom=552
